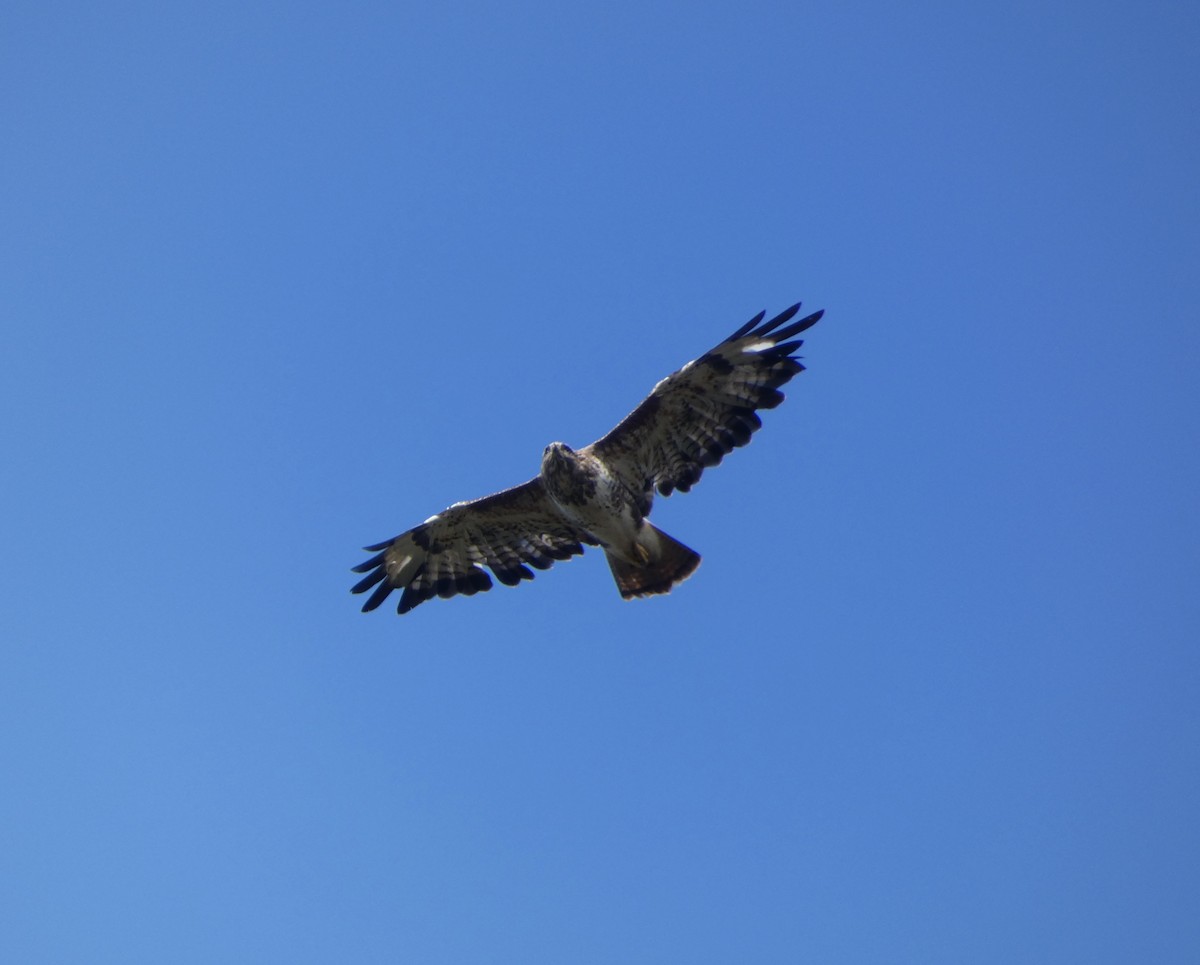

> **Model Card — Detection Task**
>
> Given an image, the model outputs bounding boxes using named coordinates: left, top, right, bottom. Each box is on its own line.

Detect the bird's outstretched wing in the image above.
left=587, top=303, right=823, bottom=499
left=351, top=479, right=597, bottom=614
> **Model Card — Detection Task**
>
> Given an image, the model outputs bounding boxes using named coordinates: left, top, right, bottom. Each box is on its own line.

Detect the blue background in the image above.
left=3, top=1, right=1198, bottom=961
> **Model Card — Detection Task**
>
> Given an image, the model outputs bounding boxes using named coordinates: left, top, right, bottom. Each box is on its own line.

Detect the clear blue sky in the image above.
left=3, top=1, right=1198, bottom=961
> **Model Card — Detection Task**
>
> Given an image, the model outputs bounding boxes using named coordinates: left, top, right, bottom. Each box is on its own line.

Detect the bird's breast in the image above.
left=543, top=453, right=640, bottom=547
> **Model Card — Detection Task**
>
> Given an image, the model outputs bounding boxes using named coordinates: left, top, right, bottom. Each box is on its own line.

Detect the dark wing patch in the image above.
left=587, top=303, right=822, bottom=499
left=351, top=478, right=597, bottom=615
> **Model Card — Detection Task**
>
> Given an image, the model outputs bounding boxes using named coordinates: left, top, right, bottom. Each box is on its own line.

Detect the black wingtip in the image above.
left=767, top=310, right=822, bottom=344
left=726, top=303, right=823, bottom=343
left=797, top=307, right=824, bottom=332
left=727, top=310, right=767, bottom=341
left=351, top=568, right=388, bottom=595
left=361, top=579, right=395, bottom=612
left=755, top=303, right=802, bottom=337
left=351, top=550, right=388, bottom=574
left=398, top=585, right=425, bottom=614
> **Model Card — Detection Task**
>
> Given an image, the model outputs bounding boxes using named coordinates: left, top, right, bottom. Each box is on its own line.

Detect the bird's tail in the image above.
left=605, top=523, right=701, bottom=599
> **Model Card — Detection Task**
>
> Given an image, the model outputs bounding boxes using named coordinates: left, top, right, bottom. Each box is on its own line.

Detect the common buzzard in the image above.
left=352, top=303, right=823, bottom=614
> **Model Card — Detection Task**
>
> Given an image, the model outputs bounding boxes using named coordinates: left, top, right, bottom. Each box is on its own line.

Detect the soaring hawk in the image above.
left=352, top=303, right=823, bottom=614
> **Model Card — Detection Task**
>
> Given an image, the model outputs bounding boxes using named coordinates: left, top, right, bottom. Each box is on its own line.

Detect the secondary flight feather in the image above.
left=352, top=302, right=823, bottom=614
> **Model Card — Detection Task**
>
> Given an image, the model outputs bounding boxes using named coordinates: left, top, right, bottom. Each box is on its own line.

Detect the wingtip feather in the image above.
left=727, top=310, right=767, bottom=341
left=361, top=579, right=395, bottom=612
left=757, top=303, right=802, bottom=336
left=351, top=568, right=388, bottom=594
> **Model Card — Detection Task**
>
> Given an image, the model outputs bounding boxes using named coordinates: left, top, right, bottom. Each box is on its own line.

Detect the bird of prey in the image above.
left=352, top=303, right=823, bottom=614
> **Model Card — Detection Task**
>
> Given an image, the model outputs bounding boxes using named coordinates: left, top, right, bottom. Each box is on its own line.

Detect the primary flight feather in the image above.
left=351, top=302, right=823, bottom=614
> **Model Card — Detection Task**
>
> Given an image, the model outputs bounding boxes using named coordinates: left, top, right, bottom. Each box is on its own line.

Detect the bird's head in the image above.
left=541, top=442, right=574, bottom=474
